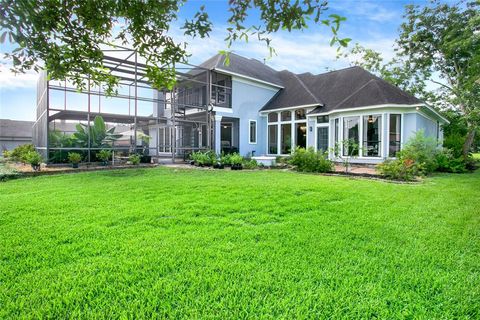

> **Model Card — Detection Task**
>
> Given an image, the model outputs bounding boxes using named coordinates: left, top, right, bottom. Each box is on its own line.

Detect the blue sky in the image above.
left=0, top=0, right=446, bottom=121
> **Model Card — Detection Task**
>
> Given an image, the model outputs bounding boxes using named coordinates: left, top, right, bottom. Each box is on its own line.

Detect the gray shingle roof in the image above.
left=198, top=54, right=423, bottom=112
left=199, top=53, right=284, bottom=87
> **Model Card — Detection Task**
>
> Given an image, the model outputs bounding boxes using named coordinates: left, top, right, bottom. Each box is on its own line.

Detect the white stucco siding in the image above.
left=215, top=76, right=279, bottom=156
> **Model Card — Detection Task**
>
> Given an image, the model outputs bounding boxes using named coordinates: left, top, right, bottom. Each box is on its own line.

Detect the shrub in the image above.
left=377, top=159, right=425, bottom=181
left=398, top=130, right=439, bottom=174
left=229, top=153, right=244, bottom=166
left=25, top=151, right=43, bottom=171
left=98, top=149, right=112, bottom=162
left=68, top=152, right=82, bottom=164
left=289, top=147, right=334, bottom=173
left=434, top=148, right=468, bottom=173
left=129, top=154, right=141, bottom=165
left=443, top=133, right=466, bottom=158
left=2, top=149, right=11, bottom=159
left=220, top=153, right=232, bottom=166
left=243, top=159, right=258, bottom=169
left=10, top=144, right=36, bottom=163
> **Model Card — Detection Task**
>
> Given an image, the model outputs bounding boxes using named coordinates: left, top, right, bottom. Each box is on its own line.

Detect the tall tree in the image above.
left=344, top=1, right=479, bottom=158
left=397, top=0, right=480, bottom=158
left=0, top=0, right=349, bottom=92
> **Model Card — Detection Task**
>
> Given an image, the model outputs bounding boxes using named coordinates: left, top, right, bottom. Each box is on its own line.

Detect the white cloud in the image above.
left=0, top=60, right=39, bottom=90
left=328, top=0, right=401, bottom=23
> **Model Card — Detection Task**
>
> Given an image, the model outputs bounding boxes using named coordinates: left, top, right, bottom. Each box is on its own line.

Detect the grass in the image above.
left=1, top=167, right=479, bottom=318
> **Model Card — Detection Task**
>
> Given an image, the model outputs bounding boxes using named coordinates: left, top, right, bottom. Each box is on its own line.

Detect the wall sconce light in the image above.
left=368, top=115, right=374, bottom=123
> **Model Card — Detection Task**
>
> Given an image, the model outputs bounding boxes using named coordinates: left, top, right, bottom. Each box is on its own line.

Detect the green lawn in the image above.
left=1, top=168, right=479, bottom=318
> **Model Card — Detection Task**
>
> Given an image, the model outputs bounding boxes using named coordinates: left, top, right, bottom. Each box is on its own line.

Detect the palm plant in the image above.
left=73, top=116, right=122, bottom=148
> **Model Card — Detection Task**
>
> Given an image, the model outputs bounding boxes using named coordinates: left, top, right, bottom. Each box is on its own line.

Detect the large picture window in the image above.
left=343, top=116, right=359, bottom=156
left=268, top=125, right=278, bottom=154
left=317, top=127, right=329, bottom=152
left=389, top=114, right=401, bottom=157
left=281, top=123, right=292, bottom=154
left=363, top=115, right=382, bottom=157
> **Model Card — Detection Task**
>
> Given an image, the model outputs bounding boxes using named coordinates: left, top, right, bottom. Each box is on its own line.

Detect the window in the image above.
left=334, top=118, right=339, bottom=145
left=249, top=120, right=257, bottom=144
left=317, top=127, right=329, bottom=152
left=363, top=115, right=382, bottom=157
left=268, top=112, right=278, bottom=122
left=281, top=110, right=292, bottom=121
left=281, top=123, right=292, bottom=154
left=268, top=125, right=278, bottom=154
left=343, top=116, right=359, bottom=156
left=295, top=123, right=307, bottom=148
left=295, top=108, right=306, bottom=120
left=389, top=114, right=401, bottom=157
left=317, top=115, right=329, bottom=123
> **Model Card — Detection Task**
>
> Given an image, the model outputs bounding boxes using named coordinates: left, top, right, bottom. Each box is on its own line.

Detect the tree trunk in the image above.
left=463, top=125, right=476, bottom=159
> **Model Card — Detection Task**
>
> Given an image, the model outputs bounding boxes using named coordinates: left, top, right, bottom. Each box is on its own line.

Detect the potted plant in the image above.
left=230, top=153, right=243, bottom=170
left=26, top=150, right=42, bottom=171
left=129, top=153, right=141, bottom=165
left=68, top=152, right=82, bottom=168
left=98, top=149, right=112, bottom=166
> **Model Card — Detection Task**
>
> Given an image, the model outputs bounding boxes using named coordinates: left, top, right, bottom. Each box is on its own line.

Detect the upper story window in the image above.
left=317, top=115, right=329, bottom=123
left=295, top=108, right=306, bottom=120
left=281, top=110, right=292, bottom=121
left=268, top=112, right=278, bottom=122
left=210, top=72, right=232, bottom=108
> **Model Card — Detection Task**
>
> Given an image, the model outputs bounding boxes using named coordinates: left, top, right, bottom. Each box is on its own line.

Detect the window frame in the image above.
left=248, top=119, right=257, bottom=145
left=362, top=114, right=382, bottom=158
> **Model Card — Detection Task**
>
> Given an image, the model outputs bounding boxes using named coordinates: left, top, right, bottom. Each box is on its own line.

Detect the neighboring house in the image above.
left=201, top=53, right=448, bottom=164
left=0, top=119, right=34, bottom=152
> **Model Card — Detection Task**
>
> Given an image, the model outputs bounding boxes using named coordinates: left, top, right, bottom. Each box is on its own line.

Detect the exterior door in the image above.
left=316, top=127, right=329, bottom=152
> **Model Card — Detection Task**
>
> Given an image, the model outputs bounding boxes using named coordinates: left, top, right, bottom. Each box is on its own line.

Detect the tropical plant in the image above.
left=398, top=130, right=440, bottom=174
left=68, top=152, right=82, bottom=164
left=243, top=159, right=258, bottom=170
left=129, top=154, right=141, bottom=165
left=73, top=116, right=122, bottom=148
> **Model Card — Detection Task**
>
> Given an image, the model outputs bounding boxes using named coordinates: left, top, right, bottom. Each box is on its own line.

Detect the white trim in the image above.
left=260, top=103, right=321, bottom=114
left=214, top=68, right=284, bottom=89
left=214, top=115, right=223, bottom=121
left=422, top=104, right=450, bottom=124
left=248, top=119, right=257, bottom=145
left=231, top=76, right=280, bottom=91
left=212, top=106, right=233, bottom=113
left=307, top=103, right=424, bottom=116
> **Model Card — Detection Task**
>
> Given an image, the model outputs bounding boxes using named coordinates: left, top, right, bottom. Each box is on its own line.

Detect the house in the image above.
left=0, top=119, right=34, bottom=152
left=33, top=49, right=447, bottom=165
left=200, top=53, right=448, bottom=164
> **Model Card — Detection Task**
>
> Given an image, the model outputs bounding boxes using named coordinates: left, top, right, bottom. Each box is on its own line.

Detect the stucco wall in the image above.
left=404, top=112, right=440, bottom=144
left=215, top=77, right=279, bottom=156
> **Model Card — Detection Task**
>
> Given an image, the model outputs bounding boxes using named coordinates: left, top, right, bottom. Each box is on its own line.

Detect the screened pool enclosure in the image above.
left=33, top=47, right=229, bottom=163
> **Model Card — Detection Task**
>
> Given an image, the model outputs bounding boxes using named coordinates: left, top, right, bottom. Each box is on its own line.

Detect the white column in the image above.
left=214, top=115, right=222, bottom=154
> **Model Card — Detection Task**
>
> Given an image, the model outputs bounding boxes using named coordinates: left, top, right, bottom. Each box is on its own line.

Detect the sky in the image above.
left=0, top=0, right=448, bottom=121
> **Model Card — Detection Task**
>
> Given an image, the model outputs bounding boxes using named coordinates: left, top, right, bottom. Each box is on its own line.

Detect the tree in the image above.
left=0, top=0, right=349, bottom=93
left=344, top=1, right=479, bottom=158
left=397, top=1, right=480, bottom=158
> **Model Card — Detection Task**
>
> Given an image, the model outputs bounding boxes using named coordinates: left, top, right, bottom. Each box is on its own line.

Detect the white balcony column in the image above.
left=214, top=115, right=222, bottom=154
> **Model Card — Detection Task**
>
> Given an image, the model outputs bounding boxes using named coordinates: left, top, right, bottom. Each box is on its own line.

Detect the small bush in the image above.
left=129, top=154, right=141, bottom=165
left=243, top=159, right=258, bottom=169
left=398, top=130, right=440, bottom=174
left=25, top=151, right=43, bottom=166
left=229, top=153, right=244, bottom=166
left=289, top=147, right=334, bottom=173
left=68, top=152, right=82, bottom=164
left=377, top=159, right=425, bottom=181
left=443, top=133, right=465, bottom=158
left=10, top=144, right=36, bottom=163
left=98, top=149, right=112, bottom=162
left=2, top=150, right=11, bottom=159
left=435, top=148, right=467, bottom=173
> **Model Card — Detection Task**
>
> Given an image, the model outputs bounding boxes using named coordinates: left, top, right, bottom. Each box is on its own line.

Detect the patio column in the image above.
left=214, top=115, right=222, bottom=154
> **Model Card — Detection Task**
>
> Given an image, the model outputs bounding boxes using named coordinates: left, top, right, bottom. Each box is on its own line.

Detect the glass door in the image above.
left=316, top=127, right=329, bottom=152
